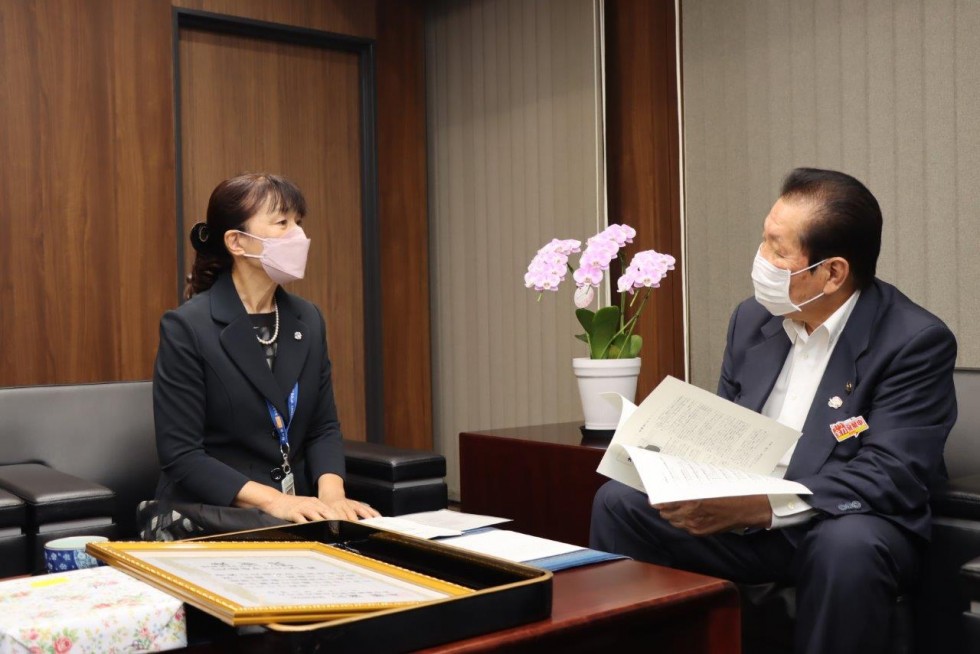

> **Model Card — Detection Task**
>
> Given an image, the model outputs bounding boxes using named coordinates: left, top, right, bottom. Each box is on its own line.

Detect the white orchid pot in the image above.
left=572, top=357, right=641, bottom=430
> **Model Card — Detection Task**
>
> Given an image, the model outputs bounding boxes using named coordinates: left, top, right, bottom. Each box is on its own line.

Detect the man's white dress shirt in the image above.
left=762, top=290, right=861, bottom=529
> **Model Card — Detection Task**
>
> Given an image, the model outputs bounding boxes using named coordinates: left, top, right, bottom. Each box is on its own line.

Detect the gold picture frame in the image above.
left=87, top=540, right=474, bottom=625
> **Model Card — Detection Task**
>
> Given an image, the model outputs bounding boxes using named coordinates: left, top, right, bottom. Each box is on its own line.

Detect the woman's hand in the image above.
left=263, top=493, right=344, bottom=523
left=319, top=497, right=380, bottom=520
left=235, top=480, right=348, bottom=523
left=317, top=472, right=381, bottom=520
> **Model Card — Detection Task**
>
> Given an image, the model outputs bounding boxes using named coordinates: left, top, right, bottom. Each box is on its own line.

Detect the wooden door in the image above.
left=177, top=22, right=370, bottom=441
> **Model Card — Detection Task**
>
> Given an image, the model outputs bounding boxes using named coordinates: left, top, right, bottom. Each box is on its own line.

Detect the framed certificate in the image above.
left=88, top=540, right=474, bottom=625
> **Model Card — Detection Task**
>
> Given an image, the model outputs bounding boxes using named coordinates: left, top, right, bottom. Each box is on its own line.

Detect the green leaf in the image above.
left=589, top=306, right=621, bottom=358
left=574, top=333, right=589, bottom=343
left=575, top=308, right=595, bottom=333
left=606, top=333, right=643, bottom=359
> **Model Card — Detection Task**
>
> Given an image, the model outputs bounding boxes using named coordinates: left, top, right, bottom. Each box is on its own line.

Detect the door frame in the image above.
left=171, top=8, right=384, bottom=443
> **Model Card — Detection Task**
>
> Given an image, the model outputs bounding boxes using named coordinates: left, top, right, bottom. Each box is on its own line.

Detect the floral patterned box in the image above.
left=0, top=566, right=186, bottom=653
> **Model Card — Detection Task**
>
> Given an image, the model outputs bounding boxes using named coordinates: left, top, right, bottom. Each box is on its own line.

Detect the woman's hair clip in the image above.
left=190, top=222, right=215, bottom=254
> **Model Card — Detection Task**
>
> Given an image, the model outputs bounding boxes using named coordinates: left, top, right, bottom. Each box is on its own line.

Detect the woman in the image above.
left=141, top=173, right=378, bottom=540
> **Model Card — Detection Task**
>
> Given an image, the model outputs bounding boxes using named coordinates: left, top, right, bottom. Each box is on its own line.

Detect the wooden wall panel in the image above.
left=0, top=0, right=431, bottom=450
left=178, top=28, right=368, bottom=442
left=605, top=0, right=685, bottom=393
left=173, top=0, right=377, bottom=39
left=376, top=0, right=432, bottom=450
left=0, top=0, right=176, bottom=387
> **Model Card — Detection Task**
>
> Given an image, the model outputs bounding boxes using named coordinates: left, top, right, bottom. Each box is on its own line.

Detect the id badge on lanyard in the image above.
left=268, top=383, right=299, bottom=495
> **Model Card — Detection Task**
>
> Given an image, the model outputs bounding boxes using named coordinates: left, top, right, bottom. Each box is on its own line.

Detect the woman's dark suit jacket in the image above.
left=152, top=272, right=345, bottom=507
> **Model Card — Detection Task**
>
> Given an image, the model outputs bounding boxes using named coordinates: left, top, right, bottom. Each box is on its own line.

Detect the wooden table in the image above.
left=179, top=558, right=740, bottom=654
left=177, top=423, right=741, bottom=652
left=420, top=559, right=740, bottom=653
left=460, top=423, right=608, bottom=547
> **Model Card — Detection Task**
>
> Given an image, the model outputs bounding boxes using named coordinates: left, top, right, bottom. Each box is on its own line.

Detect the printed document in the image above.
left=440, top=530, right=582, bottom=563
left=597, top=376, right=811, bottom=503
left=394, top=509, right=511, bottom=532
left=360, top=516, right=464, bottom=539
left=363, top=510, right=512, bottom=540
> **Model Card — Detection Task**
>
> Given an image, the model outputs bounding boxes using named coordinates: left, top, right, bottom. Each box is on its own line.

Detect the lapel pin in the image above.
left=294, top=331, right=302, bottom=340
left=828, top=396, right=843, bottom=409
left=845, top=382, right=853, bottom=394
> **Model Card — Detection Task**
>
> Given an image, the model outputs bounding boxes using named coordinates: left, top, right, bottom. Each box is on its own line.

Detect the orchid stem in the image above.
left=615, top=289, right=651, bottom=358
left=618, top=253, right=627, bottom=331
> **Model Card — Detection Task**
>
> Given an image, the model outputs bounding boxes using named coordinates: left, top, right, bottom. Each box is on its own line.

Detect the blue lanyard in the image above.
left=267, top=383, right=299, bottom=458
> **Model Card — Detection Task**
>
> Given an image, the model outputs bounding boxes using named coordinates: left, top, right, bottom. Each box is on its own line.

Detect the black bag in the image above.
left=137, top=500, right=288, bottom=541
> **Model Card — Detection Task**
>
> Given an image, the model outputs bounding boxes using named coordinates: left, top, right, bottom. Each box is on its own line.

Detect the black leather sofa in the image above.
left=0, top=380, right=447, bottom=575
left=919, top=367, right=980, bottom=654
left=743, top=367, right=980, bottom=654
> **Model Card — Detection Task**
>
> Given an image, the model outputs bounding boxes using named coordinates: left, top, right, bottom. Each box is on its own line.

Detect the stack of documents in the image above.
left=362, top=509, right=509, bottom=539
left=363, top=510, right=624, bottom=572
left=438, top=529, right=623, bottom=571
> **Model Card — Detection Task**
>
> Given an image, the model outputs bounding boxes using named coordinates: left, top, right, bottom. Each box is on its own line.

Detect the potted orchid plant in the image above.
left=525, top=224, right=675, bottom=430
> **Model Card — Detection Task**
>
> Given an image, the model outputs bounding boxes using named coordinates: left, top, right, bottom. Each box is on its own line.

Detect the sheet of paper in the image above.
left=603, top=391, right=639, bottom=429
left=133, top=550, right=449, bottom=606
left=598, top=375, right=802, bottom=492
left=395, top=509, right=510, bottom=532
left=623, top=445, right=811, bottom=503
left=440, top=530, right=582, bottom=563
left=361, top=516, right=463, bottom=539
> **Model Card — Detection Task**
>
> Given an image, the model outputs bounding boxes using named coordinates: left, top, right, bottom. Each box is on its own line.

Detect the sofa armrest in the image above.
left=0, top=488, right=26, bottom=530
left=343, top=441, right=446, bottom=482
left=0, top=488, right=28, bottom=577
left=962, top=557, right=980, bottom=603
left=931, top=475, right=980, bottom=520
left=342, top=442, right=448, bottom=516
left=0, top=463, right=115, bottom=525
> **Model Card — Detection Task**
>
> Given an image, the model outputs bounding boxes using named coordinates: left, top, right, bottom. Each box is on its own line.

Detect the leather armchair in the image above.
left=918, top=368, right=980, bottom=654
left=959, top=557, right=980, bottom=647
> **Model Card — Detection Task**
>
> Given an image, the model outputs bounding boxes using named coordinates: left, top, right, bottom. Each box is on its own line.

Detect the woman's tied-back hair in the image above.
left=185, top=173, right=307, bottom=299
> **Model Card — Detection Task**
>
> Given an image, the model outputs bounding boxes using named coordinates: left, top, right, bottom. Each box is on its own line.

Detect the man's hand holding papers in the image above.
left=597, top=376, right=812, bottom=534
left=653, top=496, right=773, bottom=535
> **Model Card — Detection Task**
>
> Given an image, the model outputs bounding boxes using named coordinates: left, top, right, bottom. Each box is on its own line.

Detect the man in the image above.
left=590, top=168, right=957, bottom=654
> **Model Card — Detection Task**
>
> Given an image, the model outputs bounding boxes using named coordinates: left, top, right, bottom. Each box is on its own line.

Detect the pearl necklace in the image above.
left=256, top=301, right=280, bottom=346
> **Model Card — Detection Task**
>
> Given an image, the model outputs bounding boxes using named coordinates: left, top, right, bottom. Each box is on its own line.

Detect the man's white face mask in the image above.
left=751, top=245, right=827, bottom=316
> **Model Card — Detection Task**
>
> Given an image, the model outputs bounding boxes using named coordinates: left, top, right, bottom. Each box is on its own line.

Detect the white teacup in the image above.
left=43, top=536, right=108, bottom=573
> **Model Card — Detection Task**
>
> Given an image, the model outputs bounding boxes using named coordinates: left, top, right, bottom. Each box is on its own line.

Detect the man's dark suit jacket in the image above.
left=719, top=278, right=958, bottom=540
left=152, top=273, right=345, bottom=508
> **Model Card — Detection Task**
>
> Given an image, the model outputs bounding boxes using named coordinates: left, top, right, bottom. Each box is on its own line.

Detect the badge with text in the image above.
left=830, top=415, right=869, bottom=442
left=280, top=471, right=296, bottom=496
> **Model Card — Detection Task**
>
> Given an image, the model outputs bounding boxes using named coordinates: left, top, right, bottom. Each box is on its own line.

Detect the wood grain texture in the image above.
left=177, top=559, right=739, bottom=652
left=0, top=0, right=176, bottom=386
left=605, top=0, right=685, bottom=393
left=375, top=0, right=432, bottom=450
left=177, top=27, right=368, bottom=441
left=418, top=560, right=740, bottom=653
left=0, top=0, right=432, bottom=455
left=459, top=426, right=607, bottom=547
left=173, top=0, right=376, bottom=39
